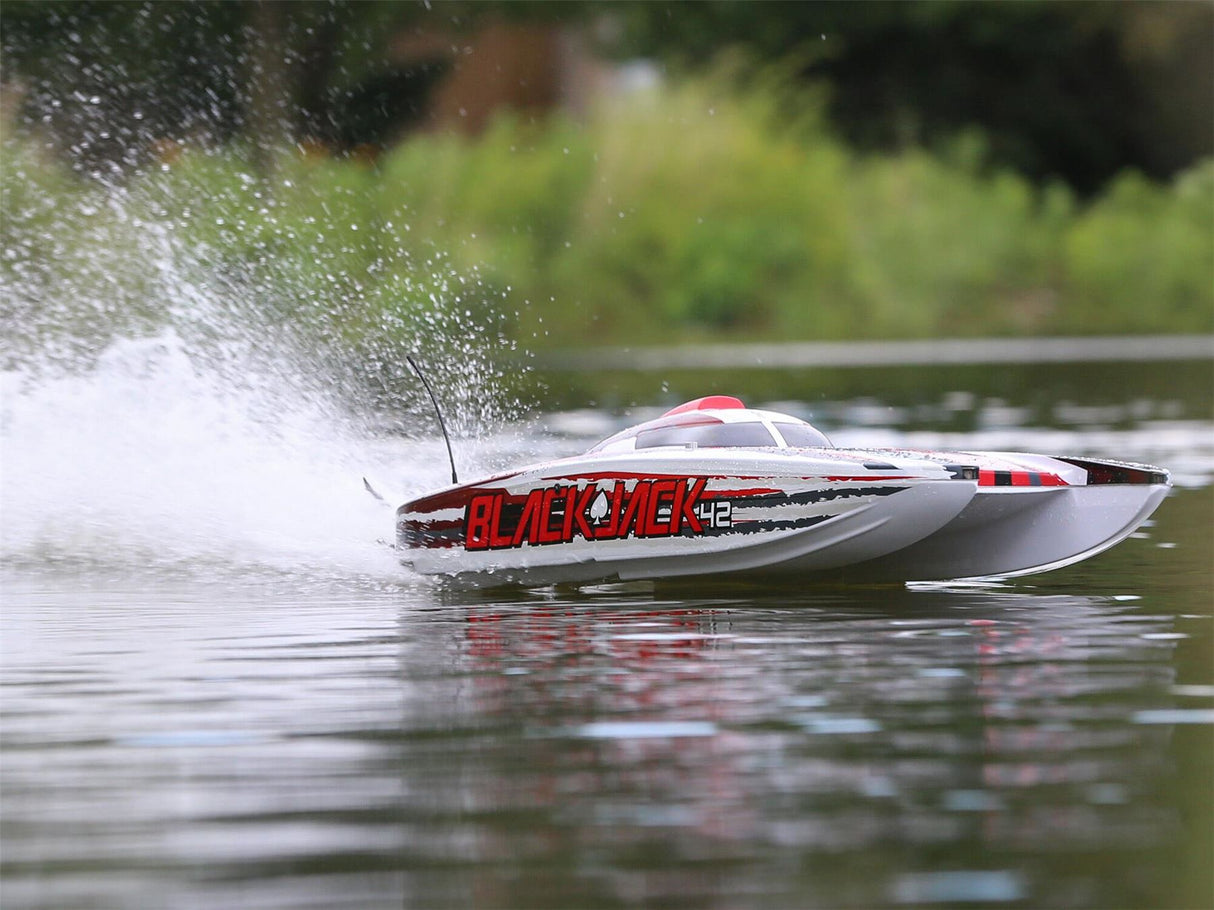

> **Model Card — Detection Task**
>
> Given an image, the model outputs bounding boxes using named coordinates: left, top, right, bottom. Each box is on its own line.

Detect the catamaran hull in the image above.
left=395, top=397, right=1171, bottom=586
left=840, top=479, right=1170, bottom=582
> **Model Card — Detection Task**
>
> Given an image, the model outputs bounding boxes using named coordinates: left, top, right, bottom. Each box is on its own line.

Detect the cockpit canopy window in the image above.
left=635, top=421, right=778, bottom=450
left=773, top=421, right=832, bottom=448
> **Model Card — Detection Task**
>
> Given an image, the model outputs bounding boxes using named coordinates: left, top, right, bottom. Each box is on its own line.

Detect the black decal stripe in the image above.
left=1056, top=457, right=1169, bottom=486
left=403, top=525, right=464, bottom=549
left=726, top=486, right=908, bottom=509
left=699, top=515, right=833, bottom=537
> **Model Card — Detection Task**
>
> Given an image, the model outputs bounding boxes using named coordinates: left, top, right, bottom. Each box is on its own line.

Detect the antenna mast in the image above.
left=407, top=354, right=459, bottom=485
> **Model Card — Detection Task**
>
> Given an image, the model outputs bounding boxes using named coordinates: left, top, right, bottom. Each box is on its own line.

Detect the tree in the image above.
left=0, top=1, right=455, bottom=175
left=609, top=0, right=1213, bottom=192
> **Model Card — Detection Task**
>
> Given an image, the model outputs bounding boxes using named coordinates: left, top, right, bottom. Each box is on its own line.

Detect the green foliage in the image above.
left=559, top=75, right=850, bottom=337
left=368, top=68, right=1208, bottom=346
left=3, top=65, right=1211, bottom=364
left=845, top=141, right=1061, bottom=336
left=1062, top=162, right=1214, bottom=333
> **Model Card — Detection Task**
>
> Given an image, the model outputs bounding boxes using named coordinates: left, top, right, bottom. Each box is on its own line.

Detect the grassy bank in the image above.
left=4, top=65, right=1212, bottom=359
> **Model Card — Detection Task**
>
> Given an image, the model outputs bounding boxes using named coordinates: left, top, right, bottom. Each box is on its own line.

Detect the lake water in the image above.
left=2, top=356, right=1211, bottom=909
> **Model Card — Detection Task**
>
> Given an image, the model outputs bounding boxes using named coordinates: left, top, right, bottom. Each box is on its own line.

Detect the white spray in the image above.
left=0, top=156, right=525, bottom=581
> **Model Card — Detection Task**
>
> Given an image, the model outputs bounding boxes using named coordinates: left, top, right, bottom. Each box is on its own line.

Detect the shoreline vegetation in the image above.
left=4, top=65, right=1212, bottom=361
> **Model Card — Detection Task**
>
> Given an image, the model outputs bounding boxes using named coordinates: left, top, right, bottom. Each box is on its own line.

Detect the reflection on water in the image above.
left=3, top=542, right=1211, bottom=909
left=424, top=589, right=1187, bottom=908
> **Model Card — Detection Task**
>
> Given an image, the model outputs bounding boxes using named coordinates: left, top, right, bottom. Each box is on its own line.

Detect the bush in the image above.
left=844, top=140, right=1067, bottom=337
left=1062, top=161, right=1214, bottom=333
left=4, top=60, right=1211, bottom=367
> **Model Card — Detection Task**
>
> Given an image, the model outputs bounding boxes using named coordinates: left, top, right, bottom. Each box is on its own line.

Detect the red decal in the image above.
left=537, top=487, right=563, bottom=544
left=466, top=494, right=495, bottom=550
left=561, top=485, right=578, bottom=540
left=594, top=483, right=626, bottom=539
left=662, top=395, right=745, bottom=415
left=618, top=482, right=649, bottom=539
left=679, top=478, right=707, bottom=533
left=646, top=479, right=677, bottom=535
left=978, top=469, right=1066, bottom=487
left=488, top=495, right=512, bottom=549
left=572, top=483, right=599, bottom=540
left=461, top=477, right=718, bottom=551
left=512, top=488, right=545, bottom=547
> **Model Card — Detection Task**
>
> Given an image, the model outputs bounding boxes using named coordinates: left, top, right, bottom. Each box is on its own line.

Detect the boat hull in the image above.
left=840, top=478, right=1170, bottom=582
left=395, top=399, right=1170, bottom=586
left=398, top=451, right=978, bottom=586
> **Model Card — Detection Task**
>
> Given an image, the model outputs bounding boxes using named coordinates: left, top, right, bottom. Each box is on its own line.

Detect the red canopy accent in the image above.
left=661, top=396, right=747, bottom=417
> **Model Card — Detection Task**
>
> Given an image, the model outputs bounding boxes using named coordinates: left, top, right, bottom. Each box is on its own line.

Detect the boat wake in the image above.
left=1, top=329, right=430, bottom=581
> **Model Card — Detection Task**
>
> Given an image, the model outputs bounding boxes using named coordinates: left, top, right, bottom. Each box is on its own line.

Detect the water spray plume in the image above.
left=1, top=136, right=529, bottom=579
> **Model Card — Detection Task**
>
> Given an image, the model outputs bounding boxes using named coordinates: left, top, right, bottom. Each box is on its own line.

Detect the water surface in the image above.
left=3, top=363, right=1211, bottom=909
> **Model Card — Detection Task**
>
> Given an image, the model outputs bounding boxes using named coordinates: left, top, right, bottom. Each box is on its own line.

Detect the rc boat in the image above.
left=396, top=396, right=1169, bottom=585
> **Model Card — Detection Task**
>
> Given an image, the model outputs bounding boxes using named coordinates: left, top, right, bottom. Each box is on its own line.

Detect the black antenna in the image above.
left=407, top=354, right=459, bottom=485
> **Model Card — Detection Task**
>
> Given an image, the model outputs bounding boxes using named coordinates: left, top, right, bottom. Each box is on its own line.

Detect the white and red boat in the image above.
left=396, top=396, right=1170, bottom=585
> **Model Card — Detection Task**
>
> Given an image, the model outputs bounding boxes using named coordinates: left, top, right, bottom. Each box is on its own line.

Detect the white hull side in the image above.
left=615, top=479, right=977, bottom=582
left=847, top=483, right=1170, bottom=581
left=404, top=476, right=977, bottom=586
